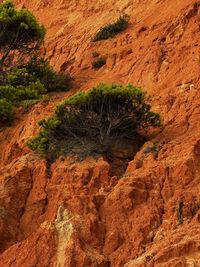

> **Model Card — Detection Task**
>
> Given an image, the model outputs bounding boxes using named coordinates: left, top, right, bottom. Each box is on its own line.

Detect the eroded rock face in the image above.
left=1, top=137, right=200, bottom=266
left=0, top=0, right=200, bottom=266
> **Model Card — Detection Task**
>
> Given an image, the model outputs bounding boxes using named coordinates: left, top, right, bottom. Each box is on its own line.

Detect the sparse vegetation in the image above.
left=92, top=51, right=100, bottom=58
left=27, top=83, right=161, bottom=161
left=92, top=56, right=106, bottom=69
left=177, top=201, right=184, bottom=224
left=92, top=14, right=129, bottom=42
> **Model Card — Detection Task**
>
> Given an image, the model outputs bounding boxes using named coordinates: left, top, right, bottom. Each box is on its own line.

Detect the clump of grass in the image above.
left=21, top=99, right=40, bottom=111
left=92, top=14, right=129, bottom=42
left=92, top=56, right=106, bottom=69
left=92, top=51, right=100, bottom=58
left=21, top=95, right=50, bottom=111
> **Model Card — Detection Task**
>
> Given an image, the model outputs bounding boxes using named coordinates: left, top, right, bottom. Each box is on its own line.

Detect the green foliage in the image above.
left=0, top=2, right=72, bottom=124
left=0, top=0, right=45, bottom=48
left=0, top=58, right=72, bottom=123
left=28, top=83, right=161, bottom=160
left=92, top=14, right=129, bottom=42
left=0, top=71, right=46, bottom=102
left=25, top=57, right=71, bottom=92
left=0, top=81, right=45, bottom=103
left=0, top=0, right=46, bottom=65
left=92, top=56, right=106, bottom=69
left=0, top=98, right=14, bottom=122
left=6, top=67, right=36, bottom=86
left=21, top=95, right=49, bottom=111
left=20, top=99, right=39, bottom=111
left=0, top=67, right=47, bottom=123
left=27, top=131, right=49, bottom=155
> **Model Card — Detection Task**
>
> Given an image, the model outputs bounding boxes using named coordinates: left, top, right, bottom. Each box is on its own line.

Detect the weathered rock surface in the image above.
left=0, top=0, right=200, bottom=266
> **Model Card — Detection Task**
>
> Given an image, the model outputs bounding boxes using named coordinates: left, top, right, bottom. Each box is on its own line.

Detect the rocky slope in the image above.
left=0, top=0, right=200, bottom=266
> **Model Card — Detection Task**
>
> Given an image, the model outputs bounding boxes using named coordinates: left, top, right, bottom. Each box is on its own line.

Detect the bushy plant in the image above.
left=0, top=79, right=46, bottom=102
left=0, top=98, right=14, bottom=122
left=21, top=95, right=49, bottom=111
left=20, top=99, right=40, bottom=111
left=0, top=2, right=72, bottom=124
left=0, top=69, right=46, bottom=123
left=92, top=14, right=129, bottom=42
left=6, top=68, right=36, bottom=86
left=25, top=57, right=71, bottom=92
left=27, top=83, right=161, bottom=160
left=14, top=81, right=46, bottom=100
left=0, top=58, right=71, bottom=124
left=0, top=0, right=45, bottom=66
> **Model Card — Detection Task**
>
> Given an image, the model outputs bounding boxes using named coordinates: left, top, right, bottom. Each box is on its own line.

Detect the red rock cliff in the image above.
left=0, top=0, right=200, bottom=266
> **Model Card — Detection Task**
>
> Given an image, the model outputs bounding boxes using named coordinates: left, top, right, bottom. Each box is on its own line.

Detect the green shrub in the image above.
left=21, top=95, right=49, bottom=111
left=0, top=1, right=72, bottom=126
left=0, top=58, right=71, bottom=125
left=0, top=81, right=46, bottom=103
left=21, top=99, right=39, bottom=111
left=46, top=72, right=71, bottom=92
left=0, top=73, right=47, bottom=125
left=92, top=14, right=129, bottom=42
left=25, top=57, right=71, bottom=92
left=27, top=83, right=161, bottom=160
left=92, top=56, right=106, bottom=69
left=14, top=81, right=46, bottom=100
left=0, top=0, right=46, bottom=65
left=0, top=98, right=14, bottom=122
left=6, top=68, right=36, bottom=86
left=0, top=85, right=17, bottom=102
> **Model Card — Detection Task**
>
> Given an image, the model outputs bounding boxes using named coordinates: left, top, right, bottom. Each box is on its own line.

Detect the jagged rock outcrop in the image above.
left=0, top=0, right=200, bottom=266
